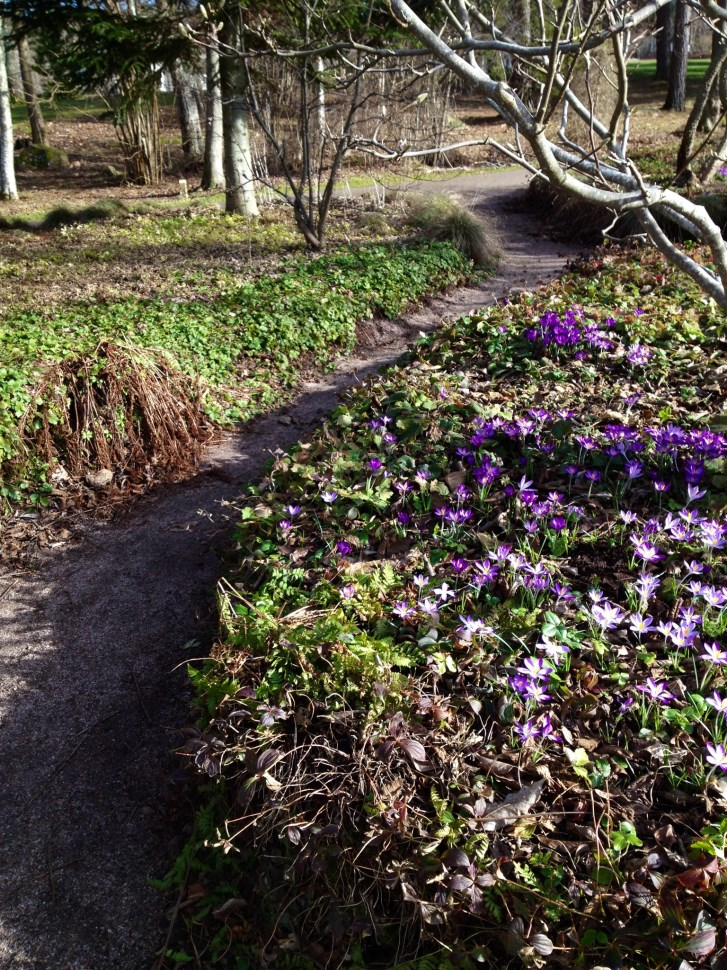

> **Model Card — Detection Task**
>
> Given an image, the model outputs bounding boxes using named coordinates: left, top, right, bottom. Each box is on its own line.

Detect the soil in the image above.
left=0, top=169, right=583, bottom=970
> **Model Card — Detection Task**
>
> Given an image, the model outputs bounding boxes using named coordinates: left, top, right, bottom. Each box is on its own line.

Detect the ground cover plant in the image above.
left=0, top=211, right=471, bottom=509
left=172, top=242, right=727, bottom=969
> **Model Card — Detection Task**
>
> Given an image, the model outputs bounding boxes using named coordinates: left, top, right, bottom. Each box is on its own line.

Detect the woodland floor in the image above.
left=0, top=170, right=583, bottom=970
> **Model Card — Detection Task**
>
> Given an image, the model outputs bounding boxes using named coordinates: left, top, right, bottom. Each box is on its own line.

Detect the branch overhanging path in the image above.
left=0, top=169, right=583, bottom=970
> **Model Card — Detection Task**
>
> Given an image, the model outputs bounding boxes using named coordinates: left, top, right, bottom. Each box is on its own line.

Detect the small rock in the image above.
left=85, top=468, right=114, bottom=489
left=278, top=415, right=292, bottom=425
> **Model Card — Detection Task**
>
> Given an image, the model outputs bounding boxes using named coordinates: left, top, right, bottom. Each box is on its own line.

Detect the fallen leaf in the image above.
left=481, top=780, right=545, bottom=831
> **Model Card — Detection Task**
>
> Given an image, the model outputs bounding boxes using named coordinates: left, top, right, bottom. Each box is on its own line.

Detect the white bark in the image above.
left=0, top=18, right=18, bottom=202
left=202, top=34, right=225, bottom=190
left=389, top=0, right=727, bottom=308
left=220, top=17, right=258, bottom=217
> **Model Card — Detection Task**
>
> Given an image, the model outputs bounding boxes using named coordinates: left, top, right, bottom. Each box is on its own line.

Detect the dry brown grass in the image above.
left=19, top=342, right=210, bottom=488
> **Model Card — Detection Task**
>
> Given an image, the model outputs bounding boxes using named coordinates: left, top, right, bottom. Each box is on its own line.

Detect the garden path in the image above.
left=0, top=169, right=582, bottom=970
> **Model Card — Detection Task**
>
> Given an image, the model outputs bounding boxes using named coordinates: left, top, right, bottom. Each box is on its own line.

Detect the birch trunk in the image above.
left=201, top=33, right=225, bottom=190
left=17, top=36, right=46, bottom=146
left=220, top=18, right=258, bottom=216
left=0, top=19, right=18, bottom=201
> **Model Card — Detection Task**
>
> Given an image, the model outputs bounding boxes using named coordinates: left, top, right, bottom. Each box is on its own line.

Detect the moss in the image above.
left=16, top=144, right=70, bottom=171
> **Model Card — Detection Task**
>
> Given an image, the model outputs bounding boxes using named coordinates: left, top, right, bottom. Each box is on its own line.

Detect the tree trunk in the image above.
left=172, top=62, right=203, bottom=166
left=0, top=18, right=18, bottom=200
left=655, top=2, right=673, bottom=82
left=116, top=91, right=163, bottom=185
left=677, top=26, right=727, bottom=173
left=513, top=0, right=531, bottom=45
left=220, top=16, right=258, bottom=217
left=700, top=10, right=727, bottom=132
left=5, top=43, right=21, bottom=100
left=201, top=32, right=225, bottom=190
left=17, top=36, right=46, bottom=146
left=663, top=0, right=690, bottom=111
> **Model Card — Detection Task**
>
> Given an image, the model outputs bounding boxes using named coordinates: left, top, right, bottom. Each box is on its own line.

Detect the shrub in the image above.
left=404, top=194, right=501, bottom=269
left=15, top=144, right=70, bottom=171
left=19, top=343, right=207, bottom=487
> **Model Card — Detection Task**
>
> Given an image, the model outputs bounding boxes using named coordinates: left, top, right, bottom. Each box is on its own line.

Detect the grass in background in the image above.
left=628, top=58, right=710, bottom=80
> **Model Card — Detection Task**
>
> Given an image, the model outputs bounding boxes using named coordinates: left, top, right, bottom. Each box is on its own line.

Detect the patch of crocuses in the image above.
left=191, top=249, right=727, bottom=967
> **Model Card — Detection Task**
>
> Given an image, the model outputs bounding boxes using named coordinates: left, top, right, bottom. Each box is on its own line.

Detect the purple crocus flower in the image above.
left=625, top=460, right=643, bottom=479
left=514, top=718, right=541, bottom=741
left=630, top=535, right=665, bottom=563
left=591, top=602, right=625, bottom=629
left=523, top=682, right=551, bottom=703
left=392, top=601, right=415, bottom=619
left=701, top=641, right=727, bottom=665
left=516, top=657, right=553, bottom=681
left=706, top=743, right=727, bottom=771
left=636, top=679, right=674, bottom=704
left=706, top=692, right=727, bottom=713
left=629, top=613, right=655, bottom=636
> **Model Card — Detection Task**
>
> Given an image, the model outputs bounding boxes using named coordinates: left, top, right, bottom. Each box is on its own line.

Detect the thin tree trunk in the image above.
left=17, top=36, right=46, bottom=146
left=513, top=0, right=531, bottom=45
left=655, top=2, right=673, bottom=82
left=173, top=62, right=203, bottom=165
left=663, top=0, right=690, bottom=111
left=5, top=43, right=21, bottom=101
left=201, top=31, right=225, bottom=190
left=700, top=9, right=727, bottom=132
left=220, top=15, right=258, bottom=216
left=0, top=18, right=18, bottom=200
left=677, top=28, right=727, bottom=173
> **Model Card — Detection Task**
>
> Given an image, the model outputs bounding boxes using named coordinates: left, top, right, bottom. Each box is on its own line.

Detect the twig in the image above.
left=0, top=578, right=18, bottom=600
left=0, top=859, right=81, bottom=901
left=47, top=711, right=121, bottom=783
left=151, top=864, right=191, bottom=970
left=128, top=662, right=153, bottom=725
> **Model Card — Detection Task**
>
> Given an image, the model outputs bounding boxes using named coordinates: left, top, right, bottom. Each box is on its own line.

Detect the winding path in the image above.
left=0, top=170, right=582, bottom=970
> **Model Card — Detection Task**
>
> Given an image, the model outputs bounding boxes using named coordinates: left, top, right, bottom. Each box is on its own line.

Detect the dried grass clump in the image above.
left=526, top=178, right=613, bottom=244
left=404, top=194, right=501, bottom=269
left=526, top=178, right=727, bottom=244
left=20, top=342, right=209, bottom=487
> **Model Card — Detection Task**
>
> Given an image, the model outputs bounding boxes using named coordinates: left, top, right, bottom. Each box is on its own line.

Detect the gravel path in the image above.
left=0, top=170, right=582, bottom=970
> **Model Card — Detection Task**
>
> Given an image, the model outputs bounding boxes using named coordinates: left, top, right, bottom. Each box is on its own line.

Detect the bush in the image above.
left=527, top=179, right=727, bottom=244
left=15, top=144, right=70, bottom=171
left=404, top=194, right=501, bottom=269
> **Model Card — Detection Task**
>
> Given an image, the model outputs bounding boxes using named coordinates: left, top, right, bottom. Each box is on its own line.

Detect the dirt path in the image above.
left=0, top=170, right=582, bottom=970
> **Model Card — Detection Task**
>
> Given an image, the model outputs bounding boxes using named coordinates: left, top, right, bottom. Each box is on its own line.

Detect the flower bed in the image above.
left=175, top=246, right=727, bottom=969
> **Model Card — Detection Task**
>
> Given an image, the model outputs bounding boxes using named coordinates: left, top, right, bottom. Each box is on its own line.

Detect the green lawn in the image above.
left=628, top=57, right=710, bottom=80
